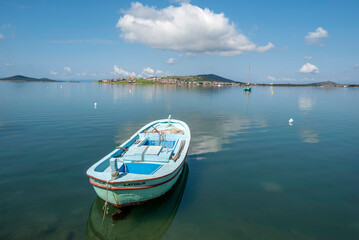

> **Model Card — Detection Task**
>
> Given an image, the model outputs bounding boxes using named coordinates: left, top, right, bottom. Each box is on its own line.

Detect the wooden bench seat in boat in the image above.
left=123, top=145, right=174, bottom=162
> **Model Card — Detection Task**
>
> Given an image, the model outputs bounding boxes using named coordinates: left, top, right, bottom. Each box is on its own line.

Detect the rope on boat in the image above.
left=102, top=180, right=110, bottom=225
left=116, top=146, right=128, bottom=151
left=143, top=127, right=184, bottom=135
left=118, top=158, right=127, bottom=173
left=172, top=140, right=186, bottom=161
left=152, top=126, right=160, bottom=133
left=111, top=170, right=119, bottom=180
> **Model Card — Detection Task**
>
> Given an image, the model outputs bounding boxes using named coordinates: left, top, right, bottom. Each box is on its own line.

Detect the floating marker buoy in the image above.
left=94, top=102, right=97, bottom=108
left=60, top=85, right=63, bottom=88
left=289, top=118, right=293, bottom=124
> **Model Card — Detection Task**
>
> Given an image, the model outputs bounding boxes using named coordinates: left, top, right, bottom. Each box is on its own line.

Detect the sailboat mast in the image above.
left=243, top=63, right=252, bottom=91
left=248, top=64, right=250, bottom=84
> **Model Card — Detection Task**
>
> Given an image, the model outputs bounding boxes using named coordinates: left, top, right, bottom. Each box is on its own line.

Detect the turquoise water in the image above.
left=0, top=82, right=358, bottom=239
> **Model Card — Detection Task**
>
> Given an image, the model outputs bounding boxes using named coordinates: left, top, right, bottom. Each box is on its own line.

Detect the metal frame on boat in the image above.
left=86, top=117, right=191, bottom=208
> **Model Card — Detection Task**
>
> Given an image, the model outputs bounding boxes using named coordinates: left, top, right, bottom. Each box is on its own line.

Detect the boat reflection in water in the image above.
left=86, top=163, right=189, bottom=240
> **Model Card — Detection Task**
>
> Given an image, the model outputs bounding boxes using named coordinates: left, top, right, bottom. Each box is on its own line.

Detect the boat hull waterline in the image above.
left=86, top=118, right=191, bottom=208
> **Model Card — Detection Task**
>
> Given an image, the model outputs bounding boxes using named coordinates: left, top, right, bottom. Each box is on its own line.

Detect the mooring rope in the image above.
left=118, top=158, right=127, bottom=173
left=102, top=180, right=110, bottom=225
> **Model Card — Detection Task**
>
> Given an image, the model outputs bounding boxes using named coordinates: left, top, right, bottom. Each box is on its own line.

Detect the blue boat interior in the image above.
left=118, top=162, right=162, bottom=175
left=143, top=139, right=177, bottom=148
left=93, top=127, right=186, bottom=176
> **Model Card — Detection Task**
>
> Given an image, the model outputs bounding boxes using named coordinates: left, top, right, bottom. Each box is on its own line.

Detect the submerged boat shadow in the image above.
left=86, top=163, right=189, bottom=240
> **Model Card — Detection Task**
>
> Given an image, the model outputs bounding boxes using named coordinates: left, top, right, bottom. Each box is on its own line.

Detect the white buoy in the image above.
left=60, top=85, right=63, bottom=89
left=289, top=118, right=294, bottom=124
left=94, top=102, right=97, bottom=108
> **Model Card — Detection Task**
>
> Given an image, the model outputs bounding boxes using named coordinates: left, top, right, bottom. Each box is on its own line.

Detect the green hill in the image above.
left=197, top=74, right=242, bottom=83
left=0, top=75, right=60, bottom=82
left=309, top=81, right=342, bottom=87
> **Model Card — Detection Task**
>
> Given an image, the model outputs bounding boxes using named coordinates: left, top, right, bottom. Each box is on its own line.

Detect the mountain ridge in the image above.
left=0, top=75, right=80, bottom=83
left=197, top=74, right=242, bottom=83
left=0, top=75, right=60, bottom=82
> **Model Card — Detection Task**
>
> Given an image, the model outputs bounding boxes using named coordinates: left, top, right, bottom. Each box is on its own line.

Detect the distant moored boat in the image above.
left=243, top=64, right=252, bottom=92
left=243, top=84, right=252, bottom=92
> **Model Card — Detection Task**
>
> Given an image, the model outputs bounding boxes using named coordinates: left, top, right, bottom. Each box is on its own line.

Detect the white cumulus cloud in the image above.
left=256, top=42, right=275, bottom=52
left=64, top=66, right=72, bottom=72
left=2, top=24, right=13, bottom=28
left=143, top=67, right=154, bottom=75
left=266, top=76, right=295, bottom=81
left=281, top=77, right=295, bottom=81
left=166, top=58, right=175, bottom=64
left=77, top=72, right=87, bottom=76
left=170, top=0, right=191, bottom=3
left=299, top=63, right=319, bottom=74
left=112, top=65, right=136, bottom=77
left=50, top=70, right=58, bottom=75
left=304, top=56, right=313, bottom=60
left=305, top=27, right=328, bottom=46
left=267, top=75, right=276, bottom=81
left=0, top=34, right=4, bottom=39
left=142, top=67, right=164, bottom=76
left=116, top=2, right=274, bottom=56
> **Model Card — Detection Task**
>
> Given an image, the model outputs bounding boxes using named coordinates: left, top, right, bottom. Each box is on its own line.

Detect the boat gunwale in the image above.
left=87, top=148, right=189, bottom=184
left=89, top=159, right=186, bottom=190
left=86, top=118, right=190, bottom=183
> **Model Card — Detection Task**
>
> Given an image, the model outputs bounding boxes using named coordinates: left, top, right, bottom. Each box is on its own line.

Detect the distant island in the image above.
left=97, top=74, right=240, bottom=86
left=0, top=75, right=79, bottom=83
left=97, top=74, right=359, bottom=88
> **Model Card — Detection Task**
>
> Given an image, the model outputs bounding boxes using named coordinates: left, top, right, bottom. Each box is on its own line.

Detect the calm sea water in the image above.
left=0, top=82, right=358, bottom=240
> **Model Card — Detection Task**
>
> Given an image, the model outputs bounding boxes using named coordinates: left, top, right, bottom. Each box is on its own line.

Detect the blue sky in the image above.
left=0, top=0, right=359, bottom=83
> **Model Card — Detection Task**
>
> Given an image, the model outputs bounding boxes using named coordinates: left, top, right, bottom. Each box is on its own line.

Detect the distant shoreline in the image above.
left=1, top=74, right=358, bottom=88
left=96, top=82, right=359, bottom=88
left=96, top=75, right=359, bottom=88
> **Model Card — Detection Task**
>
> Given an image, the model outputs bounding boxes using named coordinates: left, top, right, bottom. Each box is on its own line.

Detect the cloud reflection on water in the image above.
left=113, top=114, right=267, bottom=158
left=300, top=129, right=320, bottom=143
left=190, top=115, right=267, bottom=157
left=298, top=96, right=314, bottom=111
left=261, top=182, right=284, bottom=192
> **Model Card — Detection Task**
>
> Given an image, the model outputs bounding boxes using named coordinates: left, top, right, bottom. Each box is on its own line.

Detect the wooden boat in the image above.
left=86, top=116, right=190, bottom=208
